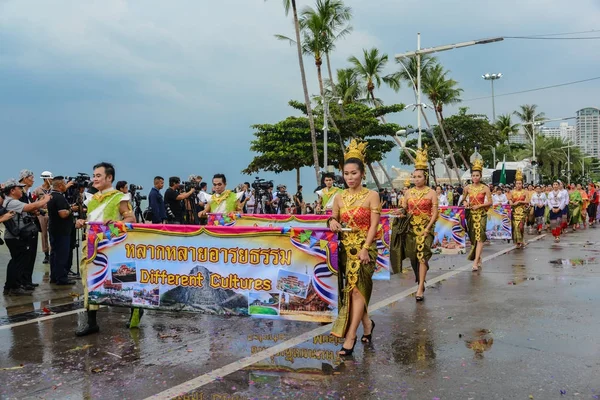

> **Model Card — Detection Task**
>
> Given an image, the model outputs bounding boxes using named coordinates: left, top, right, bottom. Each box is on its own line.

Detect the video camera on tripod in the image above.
left=128, top=184, right=147, bottom=223
left=252, top=177, right=273, bottom=214
left=64, top=173, right=91, bottom=216
left=275, top=184, right=292, bottom=214
left=181, top=181, right=201, bottom=192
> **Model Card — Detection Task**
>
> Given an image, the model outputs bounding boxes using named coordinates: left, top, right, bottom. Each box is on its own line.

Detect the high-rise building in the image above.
left=509, top=131, right=529, bottom=145
left=540, top=122, right=575, bottom=142
left=575, top=107, right=600, bottom=158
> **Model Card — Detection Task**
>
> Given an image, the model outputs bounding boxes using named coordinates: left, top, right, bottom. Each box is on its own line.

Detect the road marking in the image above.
left=144, top=234, right=546, bottom=400
left=0, top=308, right=85, bottom=330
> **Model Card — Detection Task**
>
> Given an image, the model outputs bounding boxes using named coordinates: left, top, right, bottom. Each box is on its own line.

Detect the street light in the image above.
left=396, top=34, right=504, bottom=148
left=485, top=145, right=496, bottom=168
left=321, top=95, right=344, bottom=172
left=581, top=155, right=593, bottom=178
left=482, top=73, right=502, bottom=123
left=561, top=144, right=577, bottom=185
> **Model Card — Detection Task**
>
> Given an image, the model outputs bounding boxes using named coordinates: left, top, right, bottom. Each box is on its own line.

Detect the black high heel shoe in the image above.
left=339, top=337, right=357, bottom=357
left=361, top=320, right=376, bottom=343
left=415, top=286, right=425, bottom=302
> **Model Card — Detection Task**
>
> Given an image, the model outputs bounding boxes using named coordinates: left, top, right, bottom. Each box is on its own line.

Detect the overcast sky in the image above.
left=1, top=0, right=599, bottom=199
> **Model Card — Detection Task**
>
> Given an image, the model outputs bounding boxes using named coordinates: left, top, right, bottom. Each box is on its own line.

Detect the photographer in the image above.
left=116, top=181, right=128, bottom=194
left=2, top=179, right=50, bottom=296
left=33, top=171, right=53, bottom=264
left=272, top=184, right=291, bottom=214
left=164, top=177, right=195, bottom=224
left=47, top=176, right=76, bottom=286
left=294, top=185, right=304, bottom=215
left=148, top=176, right=167, bottom=224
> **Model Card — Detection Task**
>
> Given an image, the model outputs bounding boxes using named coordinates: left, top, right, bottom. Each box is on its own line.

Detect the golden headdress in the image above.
left=471, top=157, right=484, bottom=172
left=515, top=168, right=523, bottom=182
left=414, top=146, right=428, bottom=170
left=344, top=139, right=367, bottom=162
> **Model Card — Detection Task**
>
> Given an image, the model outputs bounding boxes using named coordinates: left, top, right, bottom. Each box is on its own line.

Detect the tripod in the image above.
left=134, top=198, right=145, bottom=223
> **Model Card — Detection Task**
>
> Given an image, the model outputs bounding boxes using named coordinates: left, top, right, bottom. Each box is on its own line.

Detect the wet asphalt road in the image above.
left=1, top=228, right=599, bottom=400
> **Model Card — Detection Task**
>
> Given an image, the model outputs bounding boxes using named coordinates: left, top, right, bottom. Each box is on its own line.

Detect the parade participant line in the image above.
left=144, top=234, right=546, bottom=400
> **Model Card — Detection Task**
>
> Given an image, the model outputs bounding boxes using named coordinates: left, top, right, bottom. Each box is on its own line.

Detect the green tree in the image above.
left=325, top=68, right=363, bottom=104
left=494, top=113, right=520, bottom=142
left=513, top=104, right=546, bottom=140
left=422, top=63, right=463, bottom=182
left=441, top=107, right=497, bottom=172
left=269, top=0, right=321, bottom=184
left=348, top=47, right=399, bottom=107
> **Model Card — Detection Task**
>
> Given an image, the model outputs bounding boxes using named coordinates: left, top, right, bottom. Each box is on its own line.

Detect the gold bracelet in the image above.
left=362, top=243, right=370, bottom=250
left=122, top=211, right=134, bottom=217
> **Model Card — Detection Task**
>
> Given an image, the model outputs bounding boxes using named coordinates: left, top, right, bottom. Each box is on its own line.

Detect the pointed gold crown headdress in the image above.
left=414, top=146, right=428, bottom=170
left=471, top=157, right=484, bottom=172
left=344, top=139, right=367, bottom=162
left=515, top=168, right=523, bottom=182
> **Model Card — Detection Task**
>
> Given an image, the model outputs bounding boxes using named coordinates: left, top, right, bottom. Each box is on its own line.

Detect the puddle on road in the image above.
left=549, top=258, right=598, bottom=267
left=0, top=297, right=83, bottom=325
left=508, top=276, right=542, bottom=285
left=464, top=328, right=494, bottom=358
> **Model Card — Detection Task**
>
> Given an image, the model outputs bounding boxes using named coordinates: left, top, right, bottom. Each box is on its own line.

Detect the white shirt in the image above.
left=547, top=190, right=566, bottom=209
left=315, top=187, right=340, bottom=210
left=560, top=189, right=570, bottom=209
left=197, top=191, right=210, bottom=204
left=437, top=194, right=448, bottom=207
left=492, top=193, right=508, bottom=205
left=530, top=193, right=547, bottom=207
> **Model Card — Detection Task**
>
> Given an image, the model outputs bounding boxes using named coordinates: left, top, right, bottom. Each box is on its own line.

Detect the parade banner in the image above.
left=208, top=213, right=391, bottom=280
left=432, top=206, right=466, bottom=254
left=85, top=223, right=339, bottom=322
left=486, top=204, right=512, bottom=240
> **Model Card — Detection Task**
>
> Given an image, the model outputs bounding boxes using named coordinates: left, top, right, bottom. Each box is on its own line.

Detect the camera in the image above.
left=65, top=173, right=91, bottom=206
left=251, top=177, right=273, bottom=192
left=129, top=184, right=147, bottom=200
left=275, top=186, right=292, bottom=214
left=182, top=181, right=200, bottom=192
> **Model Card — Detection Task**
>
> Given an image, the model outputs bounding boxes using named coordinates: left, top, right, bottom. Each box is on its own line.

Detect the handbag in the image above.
left=3, top=198, right=38, bottom=240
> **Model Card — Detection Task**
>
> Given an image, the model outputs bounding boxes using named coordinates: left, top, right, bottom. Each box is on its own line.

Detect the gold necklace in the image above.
left=212, top=190, right=232, bottom=206
left=342, top=188, right=369, bottom=209
left=409, top=186, right=430, bottom=200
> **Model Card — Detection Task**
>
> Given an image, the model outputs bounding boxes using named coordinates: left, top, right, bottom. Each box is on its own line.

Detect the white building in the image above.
left=575, top=107, right=600, bottom=158
left=367, top=163, right=388, bottom=185
left=509, top=131, right=529, bottom=145
left=540, top=122, right=575, bottom=142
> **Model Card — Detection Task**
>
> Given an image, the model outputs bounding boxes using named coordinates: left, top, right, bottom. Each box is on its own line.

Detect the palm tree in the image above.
left=494, top=114, right=520, bottom=142
left=516, top=136, right=566, bottom=180
left=513, top=104, right=546, bottom=141
left=300, top=0, right=352, bottom=98
left=269, top=0, right=321, bottom=184
left=325, top=68, right=363, bottom=104
left=385, top=55, right=455, bottom=181
left=422, top=64, right=463, bottom=182
left=348, top=48, right=399, bottom=107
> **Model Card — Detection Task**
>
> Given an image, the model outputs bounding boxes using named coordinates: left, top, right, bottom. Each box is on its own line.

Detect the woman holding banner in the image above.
left=327, top=139, right=380, bottom=357
left=508, top=170, right=530, bottom=248
left=399, top=148, right=438, bottom=302
left=463, top=157, right=492, bottom=271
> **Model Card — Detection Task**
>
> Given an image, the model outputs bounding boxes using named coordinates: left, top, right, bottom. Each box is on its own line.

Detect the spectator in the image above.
left=34, top=171, right=53, bottom=264
left=116, top=181, right=128, bottom=194
left=17, top=169, right=41, bottom=288
left=164, top=177, right=195, bottom=224
left=3, top=179, right=50, bottom=296
left=47, top=176, right=76, bottom=285
left=148, top=176, right=167, bottom=224
left=240, top=182, right=252, bottom=213
left=294, top=185, right=304, bottom=215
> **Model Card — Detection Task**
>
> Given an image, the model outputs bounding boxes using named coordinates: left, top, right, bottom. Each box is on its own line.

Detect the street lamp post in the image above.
left=561, top=144, right=576, bottom=185
left=581, top=155, right=593, bottom=178
left=321, top=95, right=343, bottom=173
left=396, top=35, right=504, bottom=148
left=482, top=73, right=502, bottom=123
left=485, top=145, right=497, bottom=168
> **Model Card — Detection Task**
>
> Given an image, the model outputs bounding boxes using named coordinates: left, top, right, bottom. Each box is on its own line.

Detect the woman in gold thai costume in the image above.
left=398, top=147, right=438, bottom=301
left=463, top=157, right=492, bottom=271
left=508, top=170, right=530, bottom=248
left=328, top=139, right=381, bottom=357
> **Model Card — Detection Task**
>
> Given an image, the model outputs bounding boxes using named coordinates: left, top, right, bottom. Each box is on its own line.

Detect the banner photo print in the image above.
left=85, top=223, right=339, bottom=322
left=486, top=204, right=512, bottom=240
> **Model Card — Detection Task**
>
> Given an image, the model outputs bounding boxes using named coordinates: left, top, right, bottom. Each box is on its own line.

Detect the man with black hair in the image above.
left=74, top=162, right=137, bottom=336
left=164, top=176, right=195, bottom=224
left=148, top=176, right=167, bottom=224
left=199, top=174, right=244, bottom=215
left=47, top=176, right=76, bottom=286
left=116, top=181, right=128, bottom=194
left=315, top=173, right=342, bottom=214
left=294, top=185, right=304, bottom=214
left=2, top=179, right=50, bottom=296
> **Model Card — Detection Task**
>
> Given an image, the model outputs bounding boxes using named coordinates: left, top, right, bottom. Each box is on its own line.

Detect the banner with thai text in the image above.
left=432, top=206, right=466, bottom=254
left=208, top=213, right=391, bottom=280
left=85, top=223, right=338, bottom=322
left=486, top=204, right=512, bottom=240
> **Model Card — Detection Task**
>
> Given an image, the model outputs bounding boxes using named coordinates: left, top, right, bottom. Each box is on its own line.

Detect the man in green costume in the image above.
left=316, top=173, right=342, bottom=214
left=199, top=173, right=243, bottom=216
left=74, top=162, right=137, bottom=336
